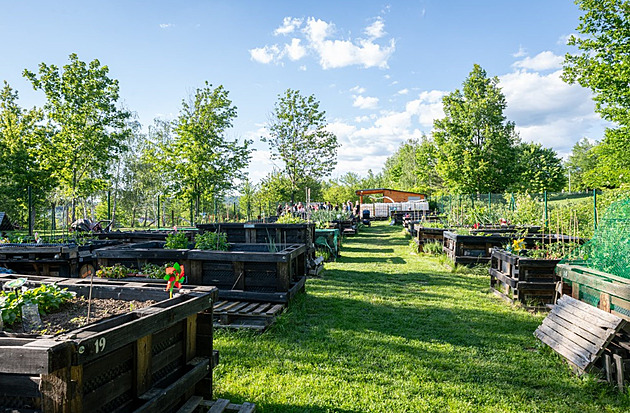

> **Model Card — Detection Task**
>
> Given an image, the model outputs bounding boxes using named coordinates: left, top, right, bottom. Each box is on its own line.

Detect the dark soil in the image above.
left=6, top=296, right=156, bottom=336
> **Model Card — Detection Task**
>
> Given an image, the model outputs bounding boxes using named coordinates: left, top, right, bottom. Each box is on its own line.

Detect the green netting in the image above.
left=560, top=195, right=630, bottom=279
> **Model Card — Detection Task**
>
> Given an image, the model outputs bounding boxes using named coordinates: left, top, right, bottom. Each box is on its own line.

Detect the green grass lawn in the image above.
left=213, top=221, right=630, bottom=412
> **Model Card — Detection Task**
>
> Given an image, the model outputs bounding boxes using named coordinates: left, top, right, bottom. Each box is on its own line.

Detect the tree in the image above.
left=433, top=64, right=519, bottom=193
left=0, top=82, right=56, bottom=227
left=263, top=89, right=339, bottom=202
left=563, top=0, right=630, bottom=187
left=162, top=83, right=252, bottom=223
left=564, top=138, right=598, bottom=191
left=511, top=142, right=566, bottom=193
left=23, top=53, right=131, bottom=222
left=382, top=139, right=419, bottom=190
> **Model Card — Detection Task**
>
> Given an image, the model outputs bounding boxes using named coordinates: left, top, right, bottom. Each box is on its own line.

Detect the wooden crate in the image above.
left=489, top=248, right=568, bottom=308
left=442, top=231, right=510, bottom=266
left=0, top=277, right=218, bottom=413
left=415, top=227, right=449, bottom=253
left=557, top=262, right=630, bottom=322
left=187, top=244, right=307, bottom=303
left=96, top=230, right=197, bottom=243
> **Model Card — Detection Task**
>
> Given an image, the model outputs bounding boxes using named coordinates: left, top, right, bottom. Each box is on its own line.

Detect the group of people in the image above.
left=276, top=201, right=361, bottom=217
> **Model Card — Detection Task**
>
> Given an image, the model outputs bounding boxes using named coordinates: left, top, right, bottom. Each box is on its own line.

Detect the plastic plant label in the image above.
left=21, top=303, right=42, bottom=333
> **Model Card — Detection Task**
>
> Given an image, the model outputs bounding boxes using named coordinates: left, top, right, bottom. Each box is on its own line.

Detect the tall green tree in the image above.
left=162, top=82, right=252, bottom=222
left=382, top=139, right=419, bottom=190
left=511, top=142, right=566, bottom=193
left=563, top=0, right=630, bottom=187
left=0, top=82, right=56, bottom=226
left=433, top=64, right=519, bottom=193
left=564, top=138, right=598, bottom=191
left=263, top=89, right=339, bottom=202
left=23, top=53, right=131, bottom=222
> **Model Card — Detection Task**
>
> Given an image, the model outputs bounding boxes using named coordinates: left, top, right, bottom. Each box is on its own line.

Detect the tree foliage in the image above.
left=263, top=89, right=339, bottom=201
left=23, top=53, right=131, bottom=220
left=162, top=82, right=252, bottom=204
left=565, top=138, right=599, bottom=190
left=433, top=64, right=519, bottom=193
left=563, top=0, right=630, bottom=188
left=381, top=136, right=443, bottom=194
left=0, top=82, right=56, bottom=224
left=511, top=142, right=566, bottom=193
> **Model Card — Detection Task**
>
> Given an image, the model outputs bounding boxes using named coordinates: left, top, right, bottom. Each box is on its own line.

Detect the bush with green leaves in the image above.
left=195, top=231, right=229, bottom=251
left=164, top=231, right=189, bottom=249
left=422, top=240, right=444, bottom=255
left=0, top=283, right=75, bottom=326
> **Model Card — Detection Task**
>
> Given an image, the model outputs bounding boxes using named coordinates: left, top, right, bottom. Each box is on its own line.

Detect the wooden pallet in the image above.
left=213, top=300, right=285, bottom=331
left=176, top=397, right=256, bottom=413
left=535, top=295, right=627, bottom=377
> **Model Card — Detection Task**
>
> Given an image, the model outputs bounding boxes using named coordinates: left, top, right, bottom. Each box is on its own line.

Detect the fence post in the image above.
left=593, top=189, right=598, bottom=232
left=157, top=195, right=161, bottom=229
left=544, top=190, right=548, bottom=229
left=510, top=193, right=515, bottom=213
left=107, top=190, right=111, bottom=221
left=28, top=186, right=33, bottom=237
left=190, top=197, right=194, bottom=227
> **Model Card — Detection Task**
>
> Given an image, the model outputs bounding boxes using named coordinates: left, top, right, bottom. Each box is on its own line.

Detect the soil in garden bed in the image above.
left=3, top=296, right=157, bottom=335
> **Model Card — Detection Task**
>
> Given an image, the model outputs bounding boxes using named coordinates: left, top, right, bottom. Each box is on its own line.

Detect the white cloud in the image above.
left=513, top=45, right=527, bottom=58
left=513, top=51, right=563, bottom=71
left=353, top=96, right=379, bottom=110
left=365, top=18, right=385, bottom=39
left=274, top=17, right=303, bottom=36
left=251, top=16, right=395, bottom=70
left=159, top=23, right=174, bottom=29
left=501, top=68, right=608, bottom=152
left=249, top=45, right=281, bottom=64
left=284, top=38, right=306, bottom=61
left=299, top=65, right=307, bottom=71
left=397, top=88, right=409, bottom=95
left=350, top=85, right=366, bottom=94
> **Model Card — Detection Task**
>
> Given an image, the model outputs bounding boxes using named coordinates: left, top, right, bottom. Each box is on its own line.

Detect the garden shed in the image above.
left=355, top=188, right=426, bottom=204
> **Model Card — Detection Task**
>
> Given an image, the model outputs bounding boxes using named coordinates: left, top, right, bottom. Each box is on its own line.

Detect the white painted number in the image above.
left=94, top=337, right=107, bottom=354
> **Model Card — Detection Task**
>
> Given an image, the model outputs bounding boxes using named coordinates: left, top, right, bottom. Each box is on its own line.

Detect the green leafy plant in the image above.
left=195, top=231, right=229, bottom=251
left=0, top=283, right=74, bottom=326
left=164, top=231, right=189, bottom=249
left=422, top=240, right=444, bottom=255
left=276, top=213, right=307, bottom=224
left=96, top=264, right=134, bottom=279
left=139, top=263, right=171, bottom=279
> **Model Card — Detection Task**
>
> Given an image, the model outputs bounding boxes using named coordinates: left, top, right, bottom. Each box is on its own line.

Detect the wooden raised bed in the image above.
left=415, top=227, right=449, bottom=253
left=557, top=262, right=630, bottom=322
left=314, top=229, right=341, bottom=259
left=97, top=230, right=196, bottom=243
left=442, top=231, right=510, bottom=265
left=0, top=277, right=218, bottom=413
left=93, top=242, right=307, bottom=304
left=489, top=248, right=570, bottom=308
left=0, top=240, right=119, bottom=278
left=197, top=222, right=315, bottom=271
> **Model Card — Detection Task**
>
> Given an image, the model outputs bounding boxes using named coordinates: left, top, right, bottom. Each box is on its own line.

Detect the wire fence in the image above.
left=427, top=189, right=630, bottom=239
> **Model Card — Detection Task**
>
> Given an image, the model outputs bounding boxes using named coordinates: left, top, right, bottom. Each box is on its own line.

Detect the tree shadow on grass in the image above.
left=341, top=246, right=394, bottom=253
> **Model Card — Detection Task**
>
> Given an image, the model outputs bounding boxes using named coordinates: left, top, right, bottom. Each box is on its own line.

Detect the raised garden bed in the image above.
left=490, top=248, right=570, bottom=308
left=314, top=228, right=341, bottom=260
left=93, top=241, right=307, bottom=303
left=96, top=230, right=196, bottom=243
left=0, top=276, right=218, bottom=413
left=0, top=240, right=119, bottom=278
left=443, top=231, right=584, bottom=267
left=415, top=227, right=449, bottom=253
left=196, top=222, right=315, bottom=271
left=557, top=262, right=630, bottom=322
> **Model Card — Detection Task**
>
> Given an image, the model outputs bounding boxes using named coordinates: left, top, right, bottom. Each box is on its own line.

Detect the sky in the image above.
left=0, top=0, right=610, bottom=186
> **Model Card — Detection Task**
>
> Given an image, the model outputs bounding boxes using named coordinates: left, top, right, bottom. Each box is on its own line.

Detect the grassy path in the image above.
left=213, top=221, right=630, bottom=412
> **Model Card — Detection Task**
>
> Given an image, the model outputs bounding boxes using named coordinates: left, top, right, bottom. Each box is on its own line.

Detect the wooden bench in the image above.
left=535, top=295, right=629, bottom=390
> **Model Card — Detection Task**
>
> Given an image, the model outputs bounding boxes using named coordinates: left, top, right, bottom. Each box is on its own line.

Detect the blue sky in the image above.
left=0, top=1, right=608, bottom=184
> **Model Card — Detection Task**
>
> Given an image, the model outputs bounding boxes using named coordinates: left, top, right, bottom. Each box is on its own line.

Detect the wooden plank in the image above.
left=136, top=334, right=153, bottom=396
left=238, top=402, right=257, bottom=413
left=186, top=314, right=198, bottom=363
left=545, top=312, right=605, bottom=345
left=209, top=399, right=231, bottom=413
left=534, top=324, right=589, bottom=369
left=227, top=302, right=250, bottom=314
left=136, top=357, right=210, bottom=412
left=176, top=395, right=203, bottom=413
left=240, top=302, right=261, bottom=314
left=252, top=303, right=272, bottom=314
left=541, top=316, right=601, bottom=356
left=266, top=304, right=284, bottom=316
left=82, top=369, right=133, bottom=412
left=554, top=296, right=620, bottom=329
